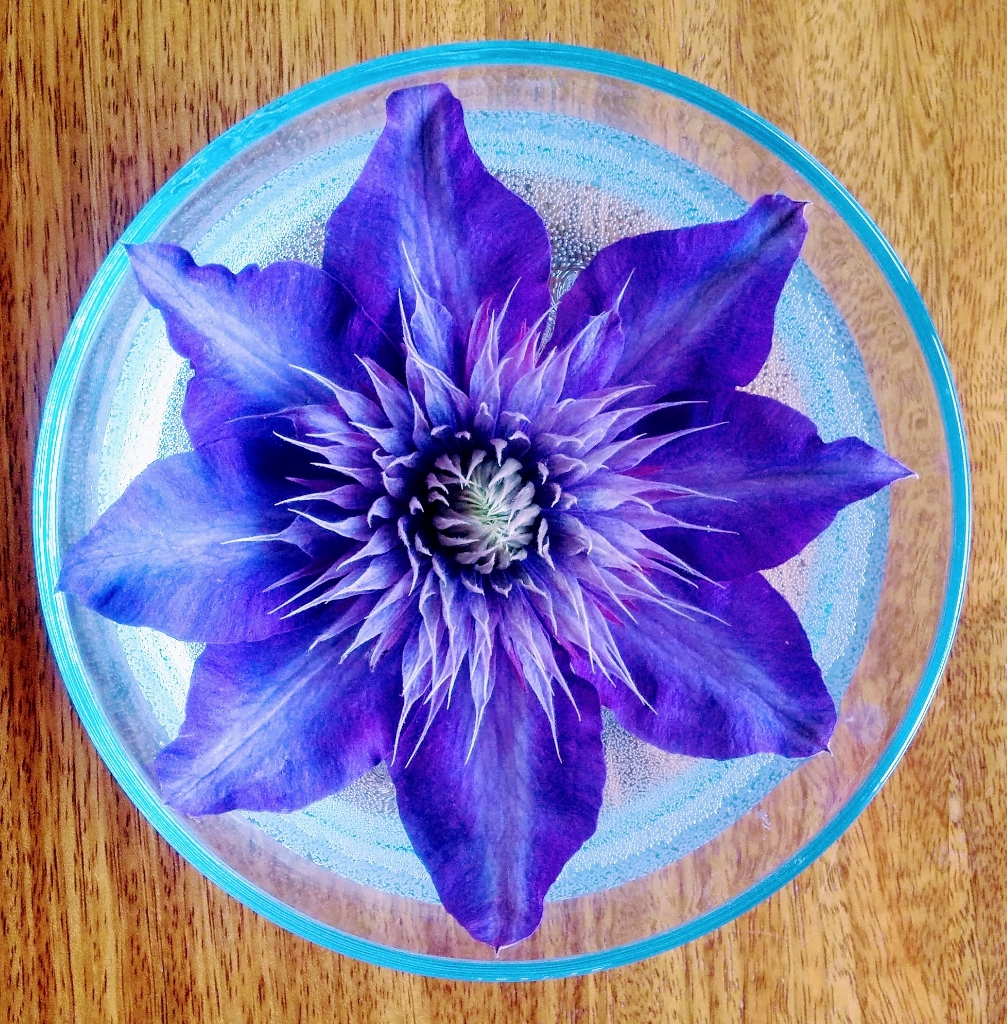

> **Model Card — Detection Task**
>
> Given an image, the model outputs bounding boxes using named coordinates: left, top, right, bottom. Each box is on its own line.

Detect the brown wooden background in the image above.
left=2, top=1, right=1001, bottom=1020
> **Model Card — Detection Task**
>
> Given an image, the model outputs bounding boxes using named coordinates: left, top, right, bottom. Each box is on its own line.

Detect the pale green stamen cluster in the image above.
left=427, top=451, right=541, bottom=574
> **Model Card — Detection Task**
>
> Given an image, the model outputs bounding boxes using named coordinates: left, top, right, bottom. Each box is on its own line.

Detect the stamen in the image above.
left=426, top=449, right=545, bottom=574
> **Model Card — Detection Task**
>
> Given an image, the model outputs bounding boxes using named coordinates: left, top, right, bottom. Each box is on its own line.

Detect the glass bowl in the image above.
left=33, top=42, right=970, bottom=981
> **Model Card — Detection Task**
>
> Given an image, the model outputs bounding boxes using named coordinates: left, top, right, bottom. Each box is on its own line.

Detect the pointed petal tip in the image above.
left=56, top=534, right=100, bottom=602
left=759, top=191, right=809, bottom=217
left=154, top=762, right=256, bottom=818
left=55, top=544, right=104, bottom=604
left=797, top=726, right=837, bottom=759
left=745, top=193, right=809, bottom=250
left=783, top=698, right=838, bottom=759
left=152, top=752, right=217, bottom=817
left=862, top=444, right=914, bottom=490
left=123, top=241, right=201, bottom=305
left=774, top=192, right=808, bottom=208
left=121, top=239, right=164, bottom=260
left=122, top=239, right=152, bottom=276
left=123, top=239, right=187, bottom=271
left=385, top=80, right=455, bottom=112
left=55, top=550, right=75, bottom=595
left=475, top=914, right=542, bottom=952
left=886, top=453, right=915, bottom=484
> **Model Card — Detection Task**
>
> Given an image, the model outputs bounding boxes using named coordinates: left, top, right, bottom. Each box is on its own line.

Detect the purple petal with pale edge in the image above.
left=154, top=629, right=402, bottom=814
left=322, top=83, right=552, bottom=364
left=390, top=655, right=604, bottom=948
left=600, top=574, right=836, bottom=758
left=58, top=435, right=319, bottom=643
left=637, top=390, right=912, bottom=579
left=552, top=195, right=808, bottom=394
left=560, top=308, right=625, bottom=398
left=127, top=244, right=394, bottom=447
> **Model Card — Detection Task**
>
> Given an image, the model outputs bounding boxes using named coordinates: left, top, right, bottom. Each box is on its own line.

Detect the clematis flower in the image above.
left=60, top=83, right=911, bottom=948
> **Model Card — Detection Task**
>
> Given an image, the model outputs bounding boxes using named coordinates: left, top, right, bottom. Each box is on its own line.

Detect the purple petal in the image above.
left=552, top=195, right=808, bottom=394
left=127, top=244, right=394, bottom=447
left=322, top=83, right=552, bottom=365
left=390, top=654, right=604, bottom=948
left=600, top=574, right=836, bottom=758
left=636, top=390, right=912, bottom=579
left=560, top=307, right=625, bottom=397
left=58, top=436, right=320, bottom=643
left=154, top=628, right=402, bottom=814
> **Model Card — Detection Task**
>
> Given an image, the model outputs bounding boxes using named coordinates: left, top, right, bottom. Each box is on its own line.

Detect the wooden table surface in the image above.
left=2, top=1, right=1001, bottom=1020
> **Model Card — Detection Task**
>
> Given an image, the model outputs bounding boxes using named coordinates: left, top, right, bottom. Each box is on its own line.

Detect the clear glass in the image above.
left=33, top=43, right=969, bottom=980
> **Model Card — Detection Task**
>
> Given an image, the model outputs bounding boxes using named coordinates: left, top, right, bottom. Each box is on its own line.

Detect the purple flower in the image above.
left=60, top=83, right=910, bottom=949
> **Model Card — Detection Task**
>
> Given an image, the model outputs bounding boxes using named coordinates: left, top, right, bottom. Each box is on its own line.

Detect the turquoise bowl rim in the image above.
left=32, top=41, right=971, bottom=982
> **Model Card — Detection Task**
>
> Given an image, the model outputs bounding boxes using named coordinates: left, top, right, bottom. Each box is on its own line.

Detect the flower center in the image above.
left=427, top=450, right=541, bottom=574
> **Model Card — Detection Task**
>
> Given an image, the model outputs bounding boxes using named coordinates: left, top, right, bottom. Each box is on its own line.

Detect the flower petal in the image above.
left=390, top=653, right=604, bottom=948
left=560, top=306, right=625, bottom=397
left=58, top=435, right=320, bottom=643
left=322, top=83, right=552, bottom=365
left=153, top=628, right=402, bottom=814
left=636, top=390, right=912, bottom=579
left=552, top=195, right=808, bottom=394
left=599, top=574, right=836, bottom=759
left=127, top=244, right=393, bottom=447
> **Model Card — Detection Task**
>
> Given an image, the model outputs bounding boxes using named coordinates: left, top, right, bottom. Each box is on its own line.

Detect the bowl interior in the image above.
left=38, top=55, right=961, bottom=976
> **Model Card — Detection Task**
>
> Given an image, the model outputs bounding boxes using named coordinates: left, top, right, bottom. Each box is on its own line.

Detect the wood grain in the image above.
left=0, top=0, right=998, bottom=1019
